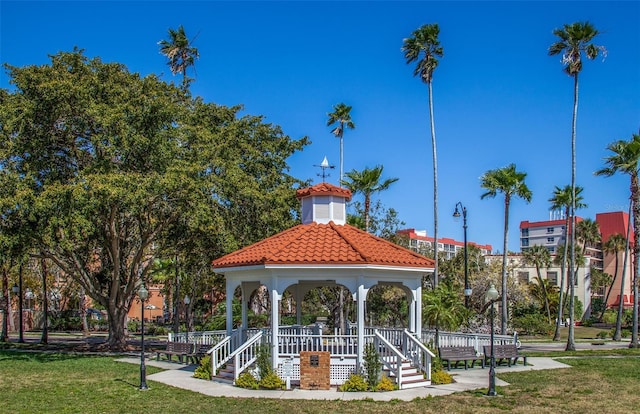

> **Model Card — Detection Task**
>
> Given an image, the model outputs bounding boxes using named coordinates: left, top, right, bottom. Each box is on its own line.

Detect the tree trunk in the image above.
left=40, top=257, right=49, bottom=344
left=428, top=80, right=439, bottom=287
left=80, top=288, right=89, bottom=336
left=500, top=195, right=510, bottom=335
left=1, top=267, right=8, bottom=342
left=614, top=202, right=632, bottom=340
left=553, top=212, right=570, bottom=340
left=631, top=173, right=639, bottom=348
left=599, top=253, right=620, bottom=321
left=566, top=72, right=579, bottom=352
left=107, top=306, right=129, bottom=351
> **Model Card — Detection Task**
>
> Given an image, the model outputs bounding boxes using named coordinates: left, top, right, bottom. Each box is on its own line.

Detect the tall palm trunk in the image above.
left=428, top=80, right=439, bottom=287
left=339, top=127, right=344, bottom=185
left=599, top=250, right=620, bottom=321
left=553, top=212, right=570, bottom=340
left=566, top=73, right=579, bottom=351
left=80, top=287, right=89, bottom=336
left=500, top=195, right=510, bottom=335
left=631, top=172, right=639, bottom=347
left=614, top=202, right=632, bottom=340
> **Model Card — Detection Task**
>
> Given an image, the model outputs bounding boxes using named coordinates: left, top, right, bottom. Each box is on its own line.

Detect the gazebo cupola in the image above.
left=296, top=182, right=352, bottom=225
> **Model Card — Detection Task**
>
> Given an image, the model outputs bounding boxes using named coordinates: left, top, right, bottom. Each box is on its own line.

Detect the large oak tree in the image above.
left=0, top=50, right=309, bottom=350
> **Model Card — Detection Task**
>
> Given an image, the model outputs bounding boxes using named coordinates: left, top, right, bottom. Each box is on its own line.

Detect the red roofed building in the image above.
left=397, top=228, right=493, bottom=259
left=211, top=182, right=434, bottom=389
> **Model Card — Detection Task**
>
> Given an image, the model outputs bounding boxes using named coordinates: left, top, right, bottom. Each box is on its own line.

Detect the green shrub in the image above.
left=375, top=375, right=397, bottom=391
left=235, top=372, right=259, bottom=389
left=596, top=331, right=609, bottom=339
left=511, top=313, right=553, bottom=335
left=431, top=369, right=454, bottom=385
left=256, top=344, right=273, bottom=379
left=603, top=310, right=617, bottom=324
left=339, top=374, right=369, bottom=392
left=193, top=355, right=212, bottom=380
left=258, top=371, right=284, bottom=390
left=609, top=327, right=631, bottom=339
left=363, top=343, right=382, bottom=389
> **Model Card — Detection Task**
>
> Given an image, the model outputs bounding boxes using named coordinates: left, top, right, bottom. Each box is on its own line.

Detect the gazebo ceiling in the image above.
left=212, top=221, right=435, bottom=270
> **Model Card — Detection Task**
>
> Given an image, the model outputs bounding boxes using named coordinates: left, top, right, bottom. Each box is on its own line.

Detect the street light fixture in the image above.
left=138, top=284, right=149, bottom=390
left=453, top=202, right=471, bottom=308
left=183, top=295, right=190, bottom=342
left=12, top=283, right=23, bottom=343
left=486, top=284, right=499, bottom=397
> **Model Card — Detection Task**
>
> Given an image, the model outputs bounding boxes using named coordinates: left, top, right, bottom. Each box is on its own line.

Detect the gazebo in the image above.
left=211, top=183, right=435, bottom=388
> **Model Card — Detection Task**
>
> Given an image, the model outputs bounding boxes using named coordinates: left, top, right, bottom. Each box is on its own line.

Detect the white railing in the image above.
left=208, top=329, right=245, bottom=375
left=278, top=333, right=359, bottom=357
left=421, top=329, right=518, bottom=354
left=228, top=331, right=264, bottom=381
left=403, top=329, right=434, bottom=380
left=374, top=330, right=405, bottom=388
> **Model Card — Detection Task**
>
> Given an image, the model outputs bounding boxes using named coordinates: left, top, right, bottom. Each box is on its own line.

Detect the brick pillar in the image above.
left=299, top=351, right=330, bottom=390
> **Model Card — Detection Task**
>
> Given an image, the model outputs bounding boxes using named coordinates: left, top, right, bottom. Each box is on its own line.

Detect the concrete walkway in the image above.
left=117, top=356, right=571, bottom=401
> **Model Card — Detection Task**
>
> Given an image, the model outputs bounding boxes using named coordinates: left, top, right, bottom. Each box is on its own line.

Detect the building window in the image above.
left=547, top=271, right=558, bottom=285
left=522, top=228, right=529, bottom=237
left=546, top=246, right=555, bottom=253
left=517, top=271, right=529, bottom=284
left=547, top=237, right=554, bottom=243
left=547, top=227, right=554, bottom=233
left=522, top=238, right=529, bottom=247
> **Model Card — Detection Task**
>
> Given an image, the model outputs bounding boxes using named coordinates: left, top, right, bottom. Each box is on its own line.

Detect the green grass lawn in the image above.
left=1, top=350, right=639, bottom=413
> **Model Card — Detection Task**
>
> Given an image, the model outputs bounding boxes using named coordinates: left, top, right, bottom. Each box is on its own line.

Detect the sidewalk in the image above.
left=117, top=356, right=571, bottom=401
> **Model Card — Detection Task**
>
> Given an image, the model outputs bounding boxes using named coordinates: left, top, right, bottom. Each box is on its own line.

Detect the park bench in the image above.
left=189, top=344, right=213, bottom=364
left=156, top=341, right=194, bottom=364
left=438, top=346, right=485, bottom=370
left=483, top=344, right=527, bottom=367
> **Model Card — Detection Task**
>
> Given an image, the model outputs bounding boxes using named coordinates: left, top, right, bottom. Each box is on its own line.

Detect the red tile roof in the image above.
left=212, top=222, right=434, bottom=269
left=296, top=182, right=352, bottom=201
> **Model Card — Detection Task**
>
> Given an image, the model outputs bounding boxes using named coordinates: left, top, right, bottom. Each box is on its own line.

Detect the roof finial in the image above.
left=314, top=156, right=335, bottom=182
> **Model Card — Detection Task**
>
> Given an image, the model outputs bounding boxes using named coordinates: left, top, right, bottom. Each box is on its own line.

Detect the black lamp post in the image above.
left=453, top=202, right=471, bottom=308
left=183, top=295, right=190, bottom=343
left=12, top=283, right=23, bottom=343
left=486, top=284, right=499, bottom=396
left=138, top=284, right=149, bottom=390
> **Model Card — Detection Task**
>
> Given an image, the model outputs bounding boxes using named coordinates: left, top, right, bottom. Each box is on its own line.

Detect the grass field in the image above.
left=1, top=350, right=639, bottom=413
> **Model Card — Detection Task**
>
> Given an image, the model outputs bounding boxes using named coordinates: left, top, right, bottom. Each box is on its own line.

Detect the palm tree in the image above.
left=402, top=23, right=443, bottom=286
left=522, top=245, right=553, bottom=323
left=158, top=25, right=199, bottom=91
left=480, top=164, right=532, bottom=334
left=596, top=133, right=640, bottom=348
left=549, top=21, right=605, bottom=351
left=549, top=184, right=586, bottom=340
left=342, top=165, right=399, bottom=233
left=600, top=233, right=626, bottom=321
left=326, top=103, right=355, bottom=184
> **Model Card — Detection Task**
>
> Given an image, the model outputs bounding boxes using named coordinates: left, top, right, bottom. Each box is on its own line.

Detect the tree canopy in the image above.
left=0, top=50, right=309, bottom=350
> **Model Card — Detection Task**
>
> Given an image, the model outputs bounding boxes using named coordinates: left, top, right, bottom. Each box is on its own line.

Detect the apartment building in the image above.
left=396, top=228, right=493, bottom=260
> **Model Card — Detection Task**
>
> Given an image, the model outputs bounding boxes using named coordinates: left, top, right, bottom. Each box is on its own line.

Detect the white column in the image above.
left=295, top=287, right=302, bottom=325
left=357, top=283, right=366, bottom=369
left=408, top=289, right=416, bottom=333
left=271, top=287, right=281, bottom=369
left=241, top=284, right=248, bottom=333
left=415, top=285, right=422, bottom=334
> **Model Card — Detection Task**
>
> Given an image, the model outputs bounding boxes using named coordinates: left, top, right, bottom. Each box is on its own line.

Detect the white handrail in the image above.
left=374, top=330, right=405, bottom=388
left=403, top=329, right=434, bottom=380
left=230, top=331, right=264, bottom=380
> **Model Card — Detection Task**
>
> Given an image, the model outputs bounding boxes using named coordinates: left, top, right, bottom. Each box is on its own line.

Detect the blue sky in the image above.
left=2, top=1, right=639, bottom=253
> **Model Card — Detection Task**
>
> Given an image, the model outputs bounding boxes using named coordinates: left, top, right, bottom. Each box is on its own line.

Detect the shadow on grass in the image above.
left=0, top=349, right=104, bottom=363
